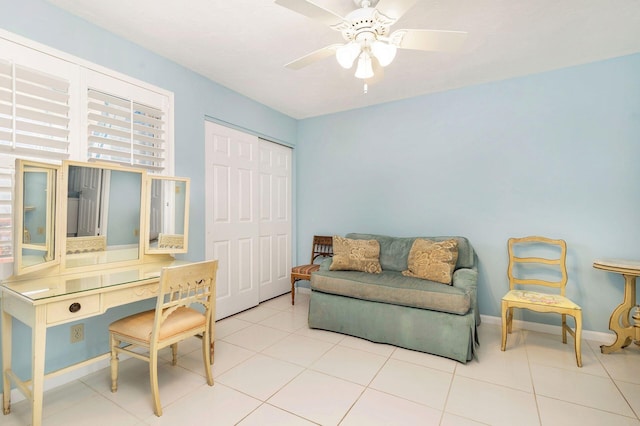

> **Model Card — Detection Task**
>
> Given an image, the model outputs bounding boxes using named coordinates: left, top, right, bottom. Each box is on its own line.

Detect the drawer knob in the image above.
left=69, top=302, right=81, bottom=313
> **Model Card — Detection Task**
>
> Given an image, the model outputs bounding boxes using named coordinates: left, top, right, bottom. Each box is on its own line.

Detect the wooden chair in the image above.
left=108, top=260, right=218, bottom=416
left=290, top=235, right=333, bottom=305
left=501, top=236, right=582, bottom=367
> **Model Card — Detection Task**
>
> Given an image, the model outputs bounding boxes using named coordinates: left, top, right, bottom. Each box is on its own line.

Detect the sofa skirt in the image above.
left=308, top=290, right=478, bottom=363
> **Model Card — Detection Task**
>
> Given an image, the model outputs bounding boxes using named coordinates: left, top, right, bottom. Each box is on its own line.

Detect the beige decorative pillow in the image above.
left=402, top=239, right=459, bottom=284
left=330, top=236, right=382, bottom=274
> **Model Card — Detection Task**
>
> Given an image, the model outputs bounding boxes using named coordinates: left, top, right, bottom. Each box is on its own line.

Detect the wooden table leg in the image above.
left=601, top=274, right=637, bottom=354
left=2, top=302, right=11, bottom=415
left=30, top=307, right=46, bottom=426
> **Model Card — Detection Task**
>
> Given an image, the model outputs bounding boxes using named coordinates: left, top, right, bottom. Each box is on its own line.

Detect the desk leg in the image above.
left=601, top=274, right=637, bottom=354
left=30, top=306, right=46, bottom=426
left=2, top=303, right=11, bottom=415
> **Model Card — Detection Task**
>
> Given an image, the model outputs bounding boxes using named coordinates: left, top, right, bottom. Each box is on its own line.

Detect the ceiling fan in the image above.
left=275, top=0, right=467, bottom=83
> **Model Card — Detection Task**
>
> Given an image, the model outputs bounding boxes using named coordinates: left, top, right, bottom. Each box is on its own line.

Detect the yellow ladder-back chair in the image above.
left=109, top=260, right=218, bottom=416
left=501, top=236, right=582, bottom=367
left=290, top=235, right=333, bottom=305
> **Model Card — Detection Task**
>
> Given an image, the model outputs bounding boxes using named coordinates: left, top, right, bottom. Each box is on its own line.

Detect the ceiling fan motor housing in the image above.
left=333, top=7, right=395, bottom=46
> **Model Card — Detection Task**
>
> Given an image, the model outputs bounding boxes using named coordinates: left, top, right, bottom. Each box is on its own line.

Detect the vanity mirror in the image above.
left=145, top=176, right=189, bottom=254
left=63, top=161, right=145, bottom=269
left=14, top=159, right=60, bottom=276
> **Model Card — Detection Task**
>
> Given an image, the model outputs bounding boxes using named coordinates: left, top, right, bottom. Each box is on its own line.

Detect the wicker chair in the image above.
left=290, top=235, right=333, bottom=305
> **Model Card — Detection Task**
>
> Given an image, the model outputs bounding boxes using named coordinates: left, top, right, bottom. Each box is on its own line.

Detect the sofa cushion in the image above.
left=329, top=236, right=382, bottom=274
left=346, top=234, right=474, bottom=271
left=402, top=238, right=459, bottom=284
left=311, top=269, right=471, bottom=315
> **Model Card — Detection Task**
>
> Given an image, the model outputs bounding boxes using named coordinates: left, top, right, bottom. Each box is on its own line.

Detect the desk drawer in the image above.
left=47, top=295, right=100, bottom=324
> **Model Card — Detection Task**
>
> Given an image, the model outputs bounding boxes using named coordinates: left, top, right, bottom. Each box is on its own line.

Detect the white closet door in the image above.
left=258, top=140, right=292, bottom=301
left=205, top=122, right=292, bottom=319
left=205, top=122, right=260, bottom=319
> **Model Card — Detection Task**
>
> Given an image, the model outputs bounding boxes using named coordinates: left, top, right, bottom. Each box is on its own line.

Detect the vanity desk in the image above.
left=2, top=160, right=193, bottom=426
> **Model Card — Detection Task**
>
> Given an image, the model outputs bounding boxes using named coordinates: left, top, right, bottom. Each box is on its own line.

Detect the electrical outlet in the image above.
left=70, top=324, right=84, bottom=343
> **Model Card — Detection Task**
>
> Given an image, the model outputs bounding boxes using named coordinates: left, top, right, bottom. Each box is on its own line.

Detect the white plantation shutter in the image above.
left=0, top=161, right=13, bottom=263
left=87, top=88, right=166, bottom=173
left=0, top=59, right=71, bottom=159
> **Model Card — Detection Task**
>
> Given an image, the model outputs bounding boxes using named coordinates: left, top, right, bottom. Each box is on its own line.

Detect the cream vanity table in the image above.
left=1, top=160, right=192, bottom=426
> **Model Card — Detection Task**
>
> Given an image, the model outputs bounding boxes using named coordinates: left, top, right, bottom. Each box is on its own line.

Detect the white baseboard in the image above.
left=7, top=356, right=112, bottom=405
left=480, top=314, right=616, bottom=345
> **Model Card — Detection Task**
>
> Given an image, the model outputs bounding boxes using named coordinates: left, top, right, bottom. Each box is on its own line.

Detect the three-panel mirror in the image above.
left=13, top=159, right=190, bottom=275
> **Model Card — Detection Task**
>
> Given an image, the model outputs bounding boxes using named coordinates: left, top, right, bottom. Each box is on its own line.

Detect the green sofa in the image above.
left=308, top=233, right=480, bottom=363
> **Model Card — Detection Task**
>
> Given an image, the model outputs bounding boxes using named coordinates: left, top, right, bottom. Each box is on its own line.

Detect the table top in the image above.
left=593, top=258, right=640, bottom=275
left=1, top=259, right=185, bottom=302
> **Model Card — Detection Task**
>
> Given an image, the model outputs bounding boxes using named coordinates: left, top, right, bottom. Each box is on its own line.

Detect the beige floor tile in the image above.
left=214, top=316, right=253, bottom=340
left=44, top=393, right=140, bottom=426
left=616, top=380, right=640, bottom=419
left=531, top=363, right=635, bottom=417
left=237, top=403, right=316, bottom=425
left=525, top=330, right=606, bottom=375
left=391, top=346, right=458, bottom=373
left=588, top=339, right=640, bottom=384
left=268, top=370, right=364, bottom=425
left=537, top=395, right=640, bottom=425
left=221, top=323, right=289, bottom=352
left=440, top=412, right=490, bottom=426
left=216, top=353, right=303, bottom=400
left=262, top=332, right=334, bottom=367
left=310, top=344, right=387, bottom=385
left=294, top=325, right=346, bottom=344
left=145, top=383, right=261, bottom=425
left=177, top=339, right=255, bottom=377
left=338, top=335, right=396, bottom=357
left=341, top=388, right=442, bottom=426
left=233, top=304, right=281, bottom=323
left=369, top=358, right=452, bottom=410
left=456, top=345, right=533, bottom=391
left=446, top=375, right=539, bottom=426
left=259, top=309, right=309, bottom=333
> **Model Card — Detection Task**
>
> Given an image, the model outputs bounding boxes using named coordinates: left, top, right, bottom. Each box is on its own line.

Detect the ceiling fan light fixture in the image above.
left=370, top=40, right=396, bottom=67
left=336, top=42, right=361, bottom=69
left=354, top=51, right=374, bottom=79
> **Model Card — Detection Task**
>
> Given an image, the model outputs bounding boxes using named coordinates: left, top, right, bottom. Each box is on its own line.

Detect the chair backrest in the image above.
left=507, top=236, right=567, bottom=295
left=310, top=235, right=333, bottom=264
left=151, top=260, right=218, bottom=344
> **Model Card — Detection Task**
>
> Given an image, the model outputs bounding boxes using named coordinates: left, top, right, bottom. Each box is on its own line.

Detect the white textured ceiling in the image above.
left=45, top=0, right=640, bottom=119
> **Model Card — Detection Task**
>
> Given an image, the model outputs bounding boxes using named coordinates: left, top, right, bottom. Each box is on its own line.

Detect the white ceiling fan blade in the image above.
left=391, top=29, right=468, bottom=52
left=374, top=0, right=417, bottom=20
left=275, top=0, right=346, bottom=27
left=285, top=44, right=341, bottom=70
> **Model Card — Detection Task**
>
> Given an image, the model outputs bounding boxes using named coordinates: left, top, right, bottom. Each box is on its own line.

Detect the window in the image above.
left=0, top=60, right=71, bottom=160
left=0, top=31, right=174, bottom=270
left=87, top=89, right=166, bottom=173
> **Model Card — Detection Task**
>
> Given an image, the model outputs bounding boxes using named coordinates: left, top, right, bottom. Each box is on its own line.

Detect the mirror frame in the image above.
left=14, top=159, right=61, bottom=276
left=144, top=176, right=190, bottom=255
left=61, top=160, right=147, bottom=272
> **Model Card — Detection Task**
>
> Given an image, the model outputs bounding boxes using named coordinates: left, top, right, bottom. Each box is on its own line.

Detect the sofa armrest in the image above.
left=452, top=267, right=477, bottom=290
left=452, top=266, right=480, bottom=324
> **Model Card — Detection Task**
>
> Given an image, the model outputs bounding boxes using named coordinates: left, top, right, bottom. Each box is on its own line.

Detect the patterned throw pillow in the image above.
left=402, top=239, right=459, bottom=284
left=329, top=236, right=382, bottom=274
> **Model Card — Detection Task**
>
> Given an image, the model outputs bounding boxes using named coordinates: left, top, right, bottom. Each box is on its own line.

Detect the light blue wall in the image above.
left=0, top=0, right=297, bottom=380
left=296, top=52, right=640, bottom=333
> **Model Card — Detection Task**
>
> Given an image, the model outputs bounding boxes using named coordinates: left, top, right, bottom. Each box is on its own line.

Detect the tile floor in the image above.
left=4, top=293, right=640, bottom=425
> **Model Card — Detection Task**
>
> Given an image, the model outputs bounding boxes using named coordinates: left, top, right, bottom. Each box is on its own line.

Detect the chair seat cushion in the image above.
left=291, top=264, right=320, bottom=277
left=109, top=306, right=206, bottom=342
left=503, top=290, right=581, bottom=310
